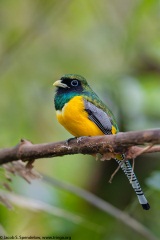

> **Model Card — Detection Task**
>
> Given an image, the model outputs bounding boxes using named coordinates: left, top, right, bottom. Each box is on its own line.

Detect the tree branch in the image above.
left=0, top=129, right=160, bottom=165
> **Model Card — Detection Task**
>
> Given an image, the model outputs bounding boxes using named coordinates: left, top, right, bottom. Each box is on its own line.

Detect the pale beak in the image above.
left=53, top=80, right=68, bottom=88
left=53, top=80, right=69, bottom=88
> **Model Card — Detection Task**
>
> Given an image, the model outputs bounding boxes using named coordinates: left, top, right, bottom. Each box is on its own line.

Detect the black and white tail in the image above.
left=116, top=159, right=150, bottom=210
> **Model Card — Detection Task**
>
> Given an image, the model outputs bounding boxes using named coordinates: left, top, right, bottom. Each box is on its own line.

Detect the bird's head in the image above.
left=53, top=74, right=96, bottom=110
left=53, top=74, right=90, bottom=94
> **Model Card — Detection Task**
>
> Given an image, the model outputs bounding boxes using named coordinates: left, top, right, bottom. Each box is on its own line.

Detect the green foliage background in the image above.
left=0, top=0, right=160, bottom=239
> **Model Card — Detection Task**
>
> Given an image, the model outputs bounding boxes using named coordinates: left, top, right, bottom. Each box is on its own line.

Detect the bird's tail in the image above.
left=116, top=158, right=150, bottom=210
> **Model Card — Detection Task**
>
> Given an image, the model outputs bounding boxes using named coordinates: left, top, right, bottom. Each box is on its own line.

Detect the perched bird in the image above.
left=53, top=74, right=150, bottom=210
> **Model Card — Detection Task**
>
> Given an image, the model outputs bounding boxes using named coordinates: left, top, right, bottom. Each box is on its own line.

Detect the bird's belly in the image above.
left=56, top=96, right=104, bottom=137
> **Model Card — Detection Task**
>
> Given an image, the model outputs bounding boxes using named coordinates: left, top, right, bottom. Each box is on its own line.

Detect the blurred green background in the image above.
left=0, top=0, right=160, bottom=239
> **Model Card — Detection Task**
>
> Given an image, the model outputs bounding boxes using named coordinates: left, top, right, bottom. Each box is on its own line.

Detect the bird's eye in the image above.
left=71, top=80, right=79, bottom=87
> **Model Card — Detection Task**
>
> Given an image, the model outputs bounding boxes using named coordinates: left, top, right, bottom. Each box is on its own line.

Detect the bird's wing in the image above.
left=84, top=99, right=113, bottom=134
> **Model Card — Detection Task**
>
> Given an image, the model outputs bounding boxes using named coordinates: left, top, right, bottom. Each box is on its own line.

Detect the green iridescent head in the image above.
left=53, top=74, right=89, bottom=91
left=53, top=74, right=93, bottom=110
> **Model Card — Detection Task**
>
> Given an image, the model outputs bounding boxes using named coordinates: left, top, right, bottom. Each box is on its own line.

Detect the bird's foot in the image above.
left=65, top=136, right=87, bottom=145
left=65, top=137, right=77, bottom=145
left=76, top=136, right=86, bottom=143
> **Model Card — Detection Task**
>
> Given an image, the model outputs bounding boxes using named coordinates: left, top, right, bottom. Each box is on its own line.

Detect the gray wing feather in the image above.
left=84, top=99, right=112, bottom=134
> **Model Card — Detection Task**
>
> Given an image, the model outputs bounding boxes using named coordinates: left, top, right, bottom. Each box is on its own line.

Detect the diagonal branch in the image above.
left=0, top=129, right=160, bottom=165
left=43, top=175, right=158, bottom=240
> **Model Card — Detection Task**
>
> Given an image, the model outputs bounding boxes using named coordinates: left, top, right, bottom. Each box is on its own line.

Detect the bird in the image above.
left=53, top=74, right=150, bottom=210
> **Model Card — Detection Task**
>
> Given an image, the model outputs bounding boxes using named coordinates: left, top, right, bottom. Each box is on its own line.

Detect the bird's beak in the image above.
left=53, top=80, right=68, bottom=88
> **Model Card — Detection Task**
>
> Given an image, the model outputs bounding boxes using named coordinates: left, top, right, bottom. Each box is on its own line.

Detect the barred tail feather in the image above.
left=116, top=159, right=150, bottom=210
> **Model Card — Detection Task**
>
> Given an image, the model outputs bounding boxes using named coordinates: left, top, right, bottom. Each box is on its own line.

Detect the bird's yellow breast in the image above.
left=56, top=96, right=104, bottom=137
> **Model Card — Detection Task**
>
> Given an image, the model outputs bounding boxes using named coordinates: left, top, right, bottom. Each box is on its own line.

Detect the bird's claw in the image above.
left=65, top=137, right=77, bottom=145
left=76, top=136, right=86, bottom=143
left=65, top=136, right=86, bottom=145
